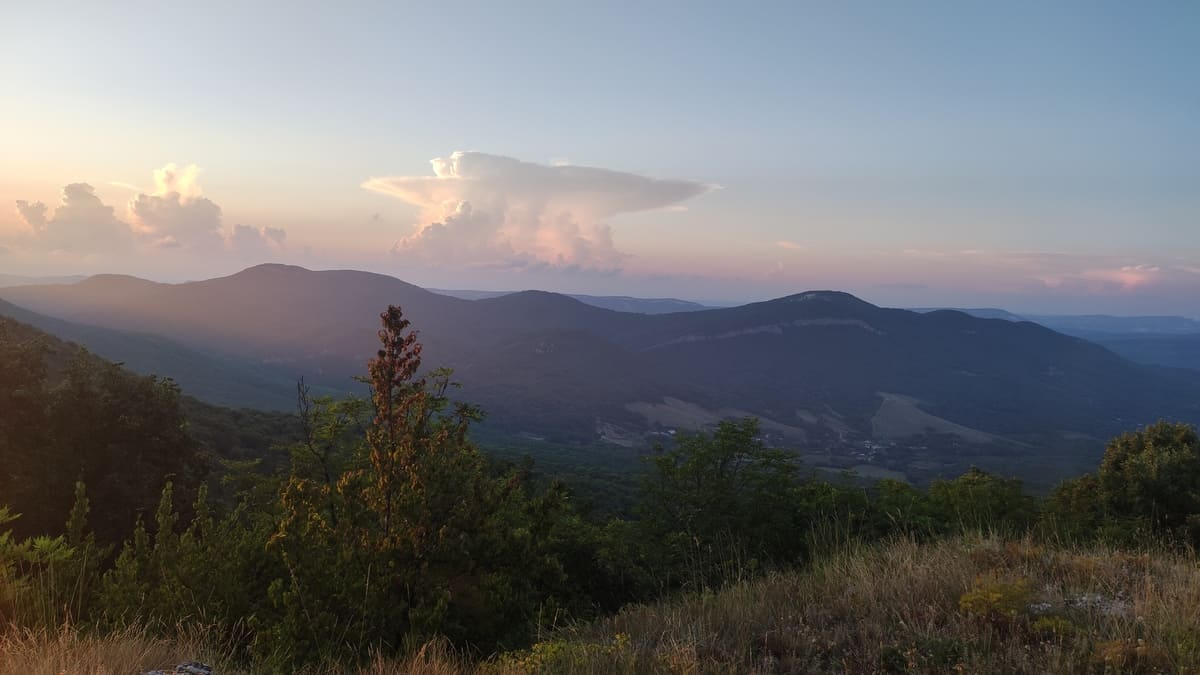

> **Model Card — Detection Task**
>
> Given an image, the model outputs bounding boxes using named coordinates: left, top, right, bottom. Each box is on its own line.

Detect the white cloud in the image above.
left=228, top=224, right=287, bottom=257
left=14, top=184, right=133, bottom=254
left=128, top=163, right=224, bottom=251
left=11, top=164, right=287, bottom=261
left=107, top=181, right=146, bottom=193
left=1075, top=264, right=1163, bottom=290
left=363, top=151, right=711, bottom=271
left=776, top=240, right=804, bottom=250
left=892, top=248, right=1198, bottom=296
left=14, top=200, right=48, bottom=231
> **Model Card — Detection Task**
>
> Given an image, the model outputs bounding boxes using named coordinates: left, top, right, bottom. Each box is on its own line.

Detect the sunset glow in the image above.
left=1, top=2, right=1196, bottom=314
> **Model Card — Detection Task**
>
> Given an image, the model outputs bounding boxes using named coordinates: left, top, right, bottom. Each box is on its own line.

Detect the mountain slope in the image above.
left=5, top=265, right=1199, bottom=484
left=911, top=307, right=1200, bottom=371
left=429, top=288, right=710, bottom=314
left=1, top=265, right=478, bottom=377
left=1088, top=334, right=1200, bottom=371
left=0, top=299, right=315, bottom=410
left=911, top=307, right=1200, bottom=336
left=0, top=274, right=87, bottom=288
left=619, top=294, right=1198, bottom=437
left=1030, top=314, right=1200, bottom=337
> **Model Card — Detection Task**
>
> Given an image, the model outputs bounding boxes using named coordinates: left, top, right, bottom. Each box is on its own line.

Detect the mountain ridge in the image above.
left=430, top=287, right=712, bottom=314
left=4, top=264, right=1198, bottom=487
left=912, top=306, right=1200, bottom=370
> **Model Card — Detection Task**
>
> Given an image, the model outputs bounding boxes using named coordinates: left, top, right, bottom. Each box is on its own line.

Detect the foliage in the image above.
left=0, top=318, right=202, bottom=542
left=7, top=306, right=1200, bottom=671
left=489, top=632, right=636, bottom=673
left=523, top=535, right=1200, bottom=674
left=0, top=482, right=105, bottom=630
left=1047, top=421, right=1200, bottom=546
left=262, top=306, right=611, bottom=667
left=926, top=467, right=1039, bottom=536
left=46, top=353, right=202, bottom=542
left=638, top=417, right=809, bottom=587
left=96, top=481, right=278, bottom=641
left=1089, top=639, right=1172, bottom=674
left=1030, top=614, right=1074, bottom=638
left=958, top=573, right=1031, bottom=619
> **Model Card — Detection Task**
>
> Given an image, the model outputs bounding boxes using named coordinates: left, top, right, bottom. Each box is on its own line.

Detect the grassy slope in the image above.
left=545, top=535, right=1196, bottom=673
left=7, top=535, right=1199, bottom=674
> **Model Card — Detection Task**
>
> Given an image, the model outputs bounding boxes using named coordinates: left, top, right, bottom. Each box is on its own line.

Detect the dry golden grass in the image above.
left=0, top=623, right=235, bottom=675
left=533, top=535, right=1200, bottom=673
left=6, top=536, right=1200, bottom=673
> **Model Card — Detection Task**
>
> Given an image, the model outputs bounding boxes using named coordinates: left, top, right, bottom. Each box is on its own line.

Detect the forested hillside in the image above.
left=0, top=315, right=295, bottom=539
left=0, top=299, right=310, bottom=410
left=6, top=264, right=1200, bottom=489
left=4, top=304, right=1200, bottom=672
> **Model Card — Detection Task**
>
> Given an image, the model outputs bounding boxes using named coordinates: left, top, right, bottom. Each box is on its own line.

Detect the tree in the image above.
left=0, top=320, right=53, bottom=537
left=639, top=418, right=806, bottom=587
left=98, top=480, right=279, bottom=644
left=926, top=467, right=1037, bottom=535
left=1046, top=422, right=1200, bottom=546
left=46, top=352, right=201, bottom=542
left=0, top=321, right=200, bottom=541
left=266, top=305, right=597, bottom=666
left=0, top=481, right=105, bottom=629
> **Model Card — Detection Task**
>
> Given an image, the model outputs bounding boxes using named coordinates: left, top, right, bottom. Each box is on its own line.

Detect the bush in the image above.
left=958, top=574, right=1031, bottom=620
left=1046, top=421, right=1200, bottom=547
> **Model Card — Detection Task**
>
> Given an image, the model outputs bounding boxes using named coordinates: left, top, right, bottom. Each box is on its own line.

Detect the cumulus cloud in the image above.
left=128, top=163, right=225, bottom=251
left=11, top=164, right=287, bottom=260
left=15, top=200, right=48, bottom=231
left=363, top=151, right=711, bottom=270
left=1074, top=264, right=1163, bottom=290
left=988, top=253, right=1170, bottom=292
left=895, top=248, right=1197, bottom=297
left=14, top=184, right=133, bottom=254
left=228, top=224, right=287, bottom=257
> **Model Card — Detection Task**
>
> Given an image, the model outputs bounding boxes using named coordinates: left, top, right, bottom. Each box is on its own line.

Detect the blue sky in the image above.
left=2, top=1, right=1197, bottom=314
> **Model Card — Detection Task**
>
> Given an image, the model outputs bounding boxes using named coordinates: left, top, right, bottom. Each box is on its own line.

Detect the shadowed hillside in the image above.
left=0, top=299, right=314, bottom=410
left=429, top=287, right=711, bottom=314
left=5, top=265, right=1200, bottom=485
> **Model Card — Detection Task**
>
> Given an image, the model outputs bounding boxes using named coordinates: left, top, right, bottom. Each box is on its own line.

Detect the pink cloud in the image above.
left=363, top=151, right=711, bottom=271
left=10, top=165, right=288, bottom=262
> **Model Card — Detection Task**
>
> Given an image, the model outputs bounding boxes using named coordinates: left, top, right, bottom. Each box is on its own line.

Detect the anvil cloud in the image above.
left=363, top=152, right=711, bottom=271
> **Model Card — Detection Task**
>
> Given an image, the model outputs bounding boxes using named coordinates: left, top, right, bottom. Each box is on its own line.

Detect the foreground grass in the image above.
left=0, top=623, right=233, bottom=675
left=0, top=626, right=470, bottom=675
left=6, top=535, right=1200, bottom=673
left=567, top=537, right=1200, bottom=673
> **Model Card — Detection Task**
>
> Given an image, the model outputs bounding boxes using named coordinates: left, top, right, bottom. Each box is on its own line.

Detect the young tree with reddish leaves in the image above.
left=267, top=305, right=587, bottom=666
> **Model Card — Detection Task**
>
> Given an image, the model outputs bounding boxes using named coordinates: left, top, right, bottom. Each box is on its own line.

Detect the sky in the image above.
left=1, top=1, right=1197, bottom=315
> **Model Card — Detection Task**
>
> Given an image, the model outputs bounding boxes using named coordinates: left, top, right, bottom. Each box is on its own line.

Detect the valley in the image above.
left=4, top=264, right=1197, bottom=491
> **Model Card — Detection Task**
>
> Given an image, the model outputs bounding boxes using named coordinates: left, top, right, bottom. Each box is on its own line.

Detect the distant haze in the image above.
left=1, top=4, right=1196, bottom=315
left=5, top=263, right=1198, bottom=489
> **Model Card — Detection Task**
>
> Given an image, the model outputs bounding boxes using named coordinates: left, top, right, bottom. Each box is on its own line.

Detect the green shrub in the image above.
left=959, top=574, right=1031, bottom=619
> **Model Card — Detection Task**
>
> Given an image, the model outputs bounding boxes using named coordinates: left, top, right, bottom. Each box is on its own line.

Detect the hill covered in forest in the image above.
left=5, top=264, right=1200, bottom=486
left=429, top=287, right=712, bottom=314
left=0, top=313, right=296, bottom=539
left=6, top=292, right=1200, bottom=673
left=914, top=307, right=1200, bottom=372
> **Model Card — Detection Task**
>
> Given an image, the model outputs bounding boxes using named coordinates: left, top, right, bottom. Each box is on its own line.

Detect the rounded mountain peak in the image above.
left=775, top=290, right=876, bottom=308
left=231, top=263, right=313, bottom=277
